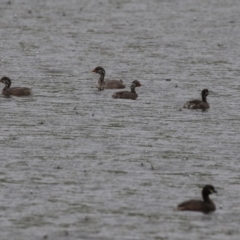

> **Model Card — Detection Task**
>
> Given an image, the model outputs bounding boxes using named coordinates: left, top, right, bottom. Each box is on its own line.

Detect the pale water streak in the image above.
left=0, top=0, right=240, bottom=239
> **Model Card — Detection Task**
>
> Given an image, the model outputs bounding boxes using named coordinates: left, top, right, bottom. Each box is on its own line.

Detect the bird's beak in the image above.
left=92, top=69, right=96, bottom=73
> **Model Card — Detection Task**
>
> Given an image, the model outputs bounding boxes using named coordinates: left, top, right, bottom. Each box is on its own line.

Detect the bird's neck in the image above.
left=98, top=73, right=105, bottom=83
left=131, top=87, right=136, bottom=93
left=202, top=94, right=207, bottom=102
left=202, top=192, right=211, bottom=203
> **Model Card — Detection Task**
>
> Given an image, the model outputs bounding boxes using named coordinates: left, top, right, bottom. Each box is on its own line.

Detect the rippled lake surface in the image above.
left=1, top=0, right=240, bottom=239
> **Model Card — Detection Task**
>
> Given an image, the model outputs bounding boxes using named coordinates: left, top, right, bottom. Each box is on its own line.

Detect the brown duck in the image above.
left=92, top=66, right=125, bottom=90
left=177, top=185, right=217, bottom=214
left=112, top=80, right=141, bottom=100
left=0, top=77, right=32, bottom=96
left=183, top=89, right=210, bottom=110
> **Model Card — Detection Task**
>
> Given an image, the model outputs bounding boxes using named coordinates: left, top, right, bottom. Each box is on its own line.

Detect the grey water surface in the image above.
left=1, top=0, right=240, bottom=239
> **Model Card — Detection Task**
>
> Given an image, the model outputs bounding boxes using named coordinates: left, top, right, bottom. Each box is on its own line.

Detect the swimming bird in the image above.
left=112, top=80, right=141, bottom=100
left=177, top=185, right=217, bottom=214
left=183, top=89, right=210, bottom=110
left=92, top=66, right=125, bottom=90
left=0, top=77, right=32, bottom=96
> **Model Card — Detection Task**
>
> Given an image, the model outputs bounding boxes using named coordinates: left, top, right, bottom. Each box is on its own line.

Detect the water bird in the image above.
left=112, top=80, right=141, bottom=100
left=177, top=185, right=217, bottom=214
left=92, top=66, right=125, bottom=90
left=183, top=89, right=209, bottom=110
left=0, top=77, right=32, bottom=96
